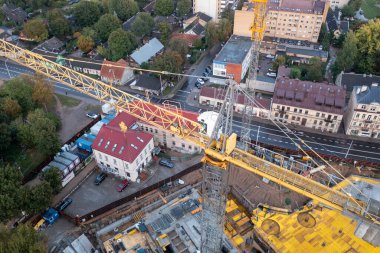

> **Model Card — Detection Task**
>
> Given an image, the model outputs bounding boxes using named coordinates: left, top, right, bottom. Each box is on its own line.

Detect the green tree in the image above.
left=2, top=76, right=35, bottom=114
left=342, top=4, right=355, bottom=17
left=193, top=38, right=203, bottom=49
left=0, top=123, right=11, bottom=151
left=355, top=19, right=380, bottom=73
left=81, top=27, right=97, bottom=39
left=77, top=35, right=95, bottom=53
left=158, top=22, right=172, bottom=45
left=22, top=18, right=48, bottom=42
left=97, top=45, right=110, bottom=59
left=31, top=75, right=54, bottom=110
left=0, top=165, right=24, bottom=222
left=217, top=18, right=232, bottom=42
left=272, top=55, right=286, bottom=71
left=176, top=0, right=191, bottom=17
left=1, top=97, right=21, bottom=119
left=304, top=57, right=324, bottom=82
left=109, top=0, right=139, bottom=21
left=221, top=7, right=234, bottom=24
left=333, top=31, right=358, bottom=77
left=205, top=21, right=219, bottom=48
left=153, top=51, right=183, bottom=74
left=43, top=167, right=63, bottom=194
left=108, top=29, right=137, bottom=61
left=26, top=109, right=60, bottom=155
left=47, top=9, right=71, bottom=38
left=290, top=67, right=301, bottom=79
left=72, top=1, right=103, bottom=27
left=0, top=224, right=47, bottom=253
left=24, top=182, right=53, bottom=214
left=155, top=0, right=174, bottom=16
left=169, top=38, right=189, bottom=59
left=94, top=14, right=121, bottom=42
left=131, top=12, right=154, bottom=37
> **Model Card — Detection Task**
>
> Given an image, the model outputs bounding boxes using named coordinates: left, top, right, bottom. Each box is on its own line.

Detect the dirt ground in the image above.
left=54, top=95, right=101, bottom=143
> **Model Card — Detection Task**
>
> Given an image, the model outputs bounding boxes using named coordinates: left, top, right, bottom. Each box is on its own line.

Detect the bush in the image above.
left=285, top=197, right=292, bottom=205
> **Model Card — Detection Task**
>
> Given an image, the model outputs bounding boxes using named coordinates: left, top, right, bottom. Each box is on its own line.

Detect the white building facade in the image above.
left=193, top=0, right=237, bottom=20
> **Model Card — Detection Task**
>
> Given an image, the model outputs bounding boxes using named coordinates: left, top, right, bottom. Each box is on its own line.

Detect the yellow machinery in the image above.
left=0, top=40, right=378, bottom=252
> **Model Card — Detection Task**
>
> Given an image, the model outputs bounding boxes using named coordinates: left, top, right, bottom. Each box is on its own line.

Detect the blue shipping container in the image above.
left=75, top=137, right=93, bottom=152
left=43, top=208, right=59, bottom=225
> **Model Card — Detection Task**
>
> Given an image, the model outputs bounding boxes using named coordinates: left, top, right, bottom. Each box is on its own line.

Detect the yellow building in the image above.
left=233, top=0, right=329, bottom=43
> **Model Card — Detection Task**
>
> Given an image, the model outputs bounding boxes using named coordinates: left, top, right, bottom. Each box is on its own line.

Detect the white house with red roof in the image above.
left=100, top=59, right=134, bottom=86
left=92, top=112, right=154, bottom=182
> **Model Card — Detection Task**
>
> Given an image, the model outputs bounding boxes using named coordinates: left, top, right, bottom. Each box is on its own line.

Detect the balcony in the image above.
left=365, top=120, right=373, bottom=123
left=324, top=118, right=333, bottom=123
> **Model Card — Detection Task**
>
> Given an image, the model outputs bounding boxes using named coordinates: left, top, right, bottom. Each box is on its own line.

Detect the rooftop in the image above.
left=274, top=67, right=345, bottom=114
left=200, top=86, right=272, bottom=110
left=286, top=46, right=328, bottom=58
left=132, top=73, right=161, bottom=91
left=33, top=37, right=65, bottom=54
left=65, top=57, right=102, bottom=70
left=171, top=33, right=202, bottom=46
left=268, top=0, right=326, bottom=14
left=92, top=112, right=153, bottom=163
left=214, top=35, right=252, bottom=65
left=353, top=85, right=380, bottom=105
left=100, top=59, right=128, bottom=80
left=130, top=38, right=164, bottom=65
left=339, top=72, right=380, bottom=92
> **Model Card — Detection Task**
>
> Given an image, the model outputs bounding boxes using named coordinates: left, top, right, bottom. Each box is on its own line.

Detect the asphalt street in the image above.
left=0, top=59, right=379, bottom=164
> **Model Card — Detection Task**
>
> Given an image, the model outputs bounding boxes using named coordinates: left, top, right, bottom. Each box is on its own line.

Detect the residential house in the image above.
left=234, top=0, right=328, bottom=43
left=130, top=38, right=164, bottom=65
left=193, top=0, right=238, bottom=20
left=92, top=112, right=154, bottom=182
left=1, top=4, right=27, bottom=25
left=325, top=0, right=350, bottom=10
left=183, top=12, right=211, bottom=36
left=199, top=86, right=272, bottom=118
left=65, top=57, right=102, bottom=76
left=335, top=72, right=380, bottom=94
left=326, top=8, right=349, bottom=38
left=32, top=37, right=65, bottom=62
left=271, top=66, right=345, bottom=133
left=277, top=45, right=328, bottom=64
left=213, top=35, right=252, bottom=83
left=100, top=59, right=134, bottom=85
left=122, top=13, right=138, bottom=31
left=344, top=85, right=380, bottom=138
left=130, top=73, right=166, bottom=96
left=171, top=33, right=202, bottom=47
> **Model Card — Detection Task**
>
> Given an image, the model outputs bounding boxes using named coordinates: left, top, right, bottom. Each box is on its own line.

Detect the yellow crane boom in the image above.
left=0, top=40, right=377, bottom=226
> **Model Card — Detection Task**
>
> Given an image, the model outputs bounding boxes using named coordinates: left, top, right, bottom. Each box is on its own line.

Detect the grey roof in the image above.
left=214, top=35, right=252, bottom=64
left=340, top=21, right=349, bottom=33
left=286, top=47, right=328, bottom=58
left=134, top=73, right=161, bottom=91
left=354, top=85, right=380, bottom=105
left=191, top=23, right=205, bottom=35
left=35, top=37, right=65, bottom=53
left=130, top=37, right=164, bottom=65
left=1, top=4, right=27, bottom=24
left=257, top=75, right=276, bottom=83
left=196, top=12, right=212, bottom=22
left=65, top=57, right=102, bottom=70
left=341, top=73, right=380, bottom=92
left=122, top=14, right=138, bottom=31
left=326, top=9, right=339, bottom=32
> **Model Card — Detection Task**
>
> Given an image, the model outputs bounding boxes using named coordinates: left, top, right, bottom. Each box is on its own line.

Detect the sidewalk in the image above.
left=52, top=159, right=97, bottom=206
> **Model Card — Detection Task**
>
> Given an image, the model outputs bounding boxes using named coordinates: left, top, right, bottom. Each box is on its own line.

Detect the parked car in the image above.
left=268, top=68, right=275, bottom=73
left=57, top=198, right=73, bottom=211
left=86, top=112, right=99, bottom=119
left=205, top=66, right=212, bottom=73
left=95, top=172, right=107, bottom=185
left=197, top=78, right=205, bottom=84
left=266, top=72, right=277, bottom=77
left=117, top=180, right=129, bottom=192
left=159, top=158, right=174, bottom=168
left=195, top=82, right=202, bottom=89
left=202, top=72, right=210, bottom=77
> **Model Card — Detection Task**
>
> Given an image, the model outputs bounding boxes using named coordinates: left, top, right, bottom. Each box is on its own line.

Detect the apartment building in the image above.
left=344, top=85, right=380, bottom=138
left=234, top=0, right=328, bottom=43
left=92, top=112, right=154, bottom=182
left=199, top=86, right=272, bottom=118
left=213, top=35, right=252, bottom=83
left=271, top=67, right=345, bottom=133
left=193, top=0, right=237, bottom=20
left=138, top=104, right=201, bottom=154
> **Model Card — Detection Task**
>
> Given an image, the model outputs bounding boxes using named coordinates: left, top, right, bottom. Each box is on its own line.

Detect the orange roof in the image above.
left=171, top=33, right=202, bottom=46
left=100, top=59, right=128, bottom=81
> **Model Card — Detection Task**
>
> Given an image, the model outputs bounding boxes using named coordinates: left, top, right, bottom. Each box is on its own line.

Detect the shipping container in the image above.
left=75, top=134, right=96, bottom=153
left=54, top=156, right=75, bottom=171
left=60, top=151, right=80, bottom=166
left=49, top=161, right=69, bottom=177
left=90, top=121, right=105, bottom=136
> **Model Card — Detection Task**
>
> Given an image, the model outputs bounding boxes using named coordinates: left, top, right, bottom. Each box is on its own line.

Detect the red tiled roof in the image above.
left=92, top=112, right=153, bottom=163
left=171, top=33, right=202, bottom=46
left=100, top=59, right=128, bottom=81
left=200, top=86, right=271, bottom=110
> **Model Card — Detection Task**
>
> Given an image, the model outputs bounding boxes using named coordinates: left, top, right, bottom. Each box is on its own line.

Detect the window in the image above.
left=155, top=129, right=158, bottom=133
left=292, top=116, right=295, bottom=120
left=305, top=110, right=308, bottom=115
left=105, top=156, right=108, bottom=162
left=361, top=105, right=366, bottom=109
left=294, top=108, right=297, bottom=112
left=189, top=145, right=192, bottom=150
left=113, top=159, right=117, bottom=165
left=321, top=113, right=325, bottom=118
left=150, top=128, right=153, bottom=133
left=316, top=112, right=320, bottom=117
left=356, top=114, right=360, bottom=118
left=362, top=114, right=366, bottom=119
left=172, top=141, right=176, bottom=146
left=299, top=109, right=303, bottom=113
left=287, top=107, right=290, bottom=111
left=333, top=115, right=337, bottom=120
left=126, top=172, right=130, bottom=177
left=370, top=107, right=376, bottom=111
left=145, top=127, right=148, bottom=131
left=98, top=153, right=102, bottom=159
left=314, top=120, right=317, bottom=124
left=172, top=134, right=175, bottom=137
left=367, top=115, right=372, bottom=120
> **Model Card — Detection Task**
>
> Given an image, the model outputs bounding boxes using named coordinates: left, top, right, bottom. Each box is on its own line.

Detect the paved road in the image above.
left=1, top=59, right=379, bottom=164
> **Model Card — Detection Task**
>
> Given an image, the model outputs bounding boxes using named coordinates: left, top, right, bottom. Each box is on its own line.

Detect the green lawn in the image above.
left=56, top=93, right=81, bottom=107
left=362, top=0, right=380, bottom=19
left=6, top=146, right=48, bottom=175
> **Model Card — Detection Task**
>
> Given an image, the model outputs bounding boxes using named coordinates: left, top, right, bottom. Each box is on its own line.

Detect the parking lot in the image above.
left=64, top=154, right=202, bottom=217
